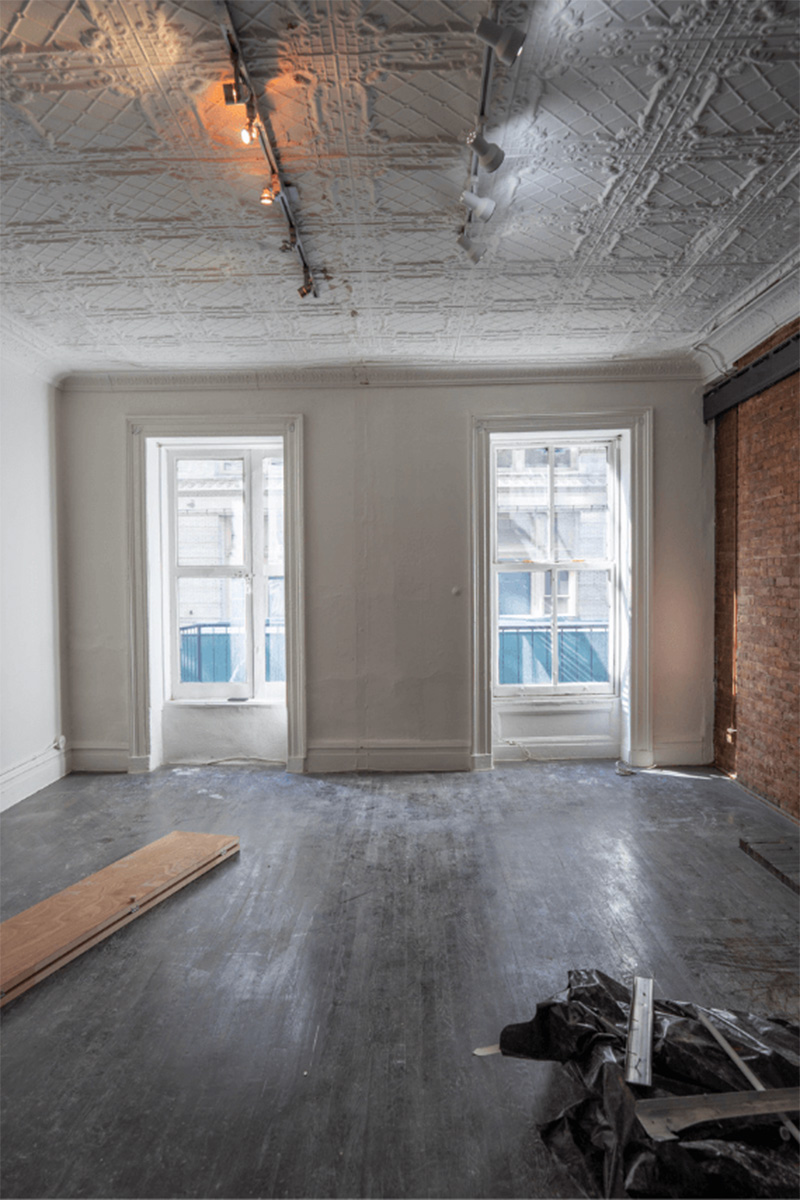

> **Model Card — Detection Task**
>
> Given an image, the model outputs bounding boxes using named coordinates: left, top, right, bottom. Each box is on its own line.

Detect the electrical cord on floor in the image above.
left=171, top=757, right=286, bottom=767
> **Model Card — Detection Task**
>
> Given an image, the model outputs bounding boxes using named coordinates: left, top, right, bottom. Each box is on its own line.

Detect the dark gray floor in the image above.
left=1, top=761, right=797, bottom=1199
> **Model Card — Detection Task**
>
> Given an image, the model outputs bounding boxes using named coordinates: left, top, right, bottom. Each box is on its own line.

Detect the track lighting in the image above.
left=475, top=16, right=526, bottom=66
left=461, top=190, right=496, bottom=221
left=260, top=174, right=279, bottom=205
left=466, top=130, right=504, bottom=173
left=241, top=95, right=258, bottom=144
left=457, top=232, right=485, bottom=264
left=220, top=8, right=320, bottom=297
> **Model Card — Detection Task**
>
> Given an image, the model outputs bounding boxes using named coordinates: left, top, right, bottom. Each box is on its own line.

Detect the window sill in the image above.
left=493, top=693, right=618, bottom=712
left=165, top=697, right=285, bottom=708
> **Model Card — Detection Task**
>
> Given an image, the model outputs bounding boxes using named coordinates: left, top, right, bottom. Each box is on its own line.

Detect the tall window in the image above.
left=492, top=437, right=618, bottom=693
left=166, top=444, right=285, bottom=699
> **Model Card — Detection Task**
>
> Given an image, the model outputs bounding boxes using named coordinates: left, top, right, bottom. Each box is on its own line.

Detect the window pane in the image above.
left=554, top=445, right=608, bottom=561
left=177, top=459, right=245, bottom=566
left=498, top=572, right=530, bottom=616
left=262, top=454, right=284, bottom=567
left=178, top=577, right=246, bottom=683
left=496, top=446, right=549, bottom=561
left=558, top=569, right=610, bottom=683
left=498, top=570, right=552, bottom=683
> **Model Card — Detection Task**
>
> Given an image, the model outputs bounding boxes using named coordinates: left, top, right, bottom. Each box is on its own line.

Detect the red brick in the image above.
left=714, top=331, right=799, bottom=818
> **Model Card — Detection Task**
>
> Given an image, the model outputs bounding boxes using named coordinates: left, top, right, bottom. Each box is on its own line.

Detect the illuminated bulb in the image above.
left=241, top=122, right=256, bottom=145
left=260, top=186, right=275, bottom=205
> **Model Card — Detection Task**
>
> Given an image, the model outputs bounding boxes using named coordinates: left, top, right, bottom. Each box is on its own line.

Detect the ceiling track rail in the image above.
left=703, top=331, right=799, bottom=422
left=213, top=0, right=320, bottom=297
left=463, top=3, right=498, bottom=232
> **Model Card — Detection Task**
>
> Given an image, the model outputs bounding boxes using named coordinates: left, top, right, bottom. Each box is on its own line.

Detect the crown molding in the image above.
left=57, top=354, right=702, bottom=394
left=691, top=257, right=800, bottom=383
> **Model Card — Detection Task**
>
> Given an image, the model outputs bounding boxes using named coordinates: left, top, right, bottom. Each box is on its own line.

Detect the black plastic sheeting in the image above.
left=499, top=970, right=799, bottom=1198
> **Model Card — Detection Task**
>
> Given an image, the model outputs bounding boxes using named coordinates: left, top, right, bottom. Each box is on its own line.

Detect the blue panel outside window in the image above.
left=499, top=628, right=552, bottom=684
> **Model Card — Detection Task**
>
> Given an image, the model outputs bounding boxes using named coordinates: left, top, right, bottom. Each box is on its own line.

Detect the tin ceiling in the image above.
left=1, top=0, right=798, bottom=379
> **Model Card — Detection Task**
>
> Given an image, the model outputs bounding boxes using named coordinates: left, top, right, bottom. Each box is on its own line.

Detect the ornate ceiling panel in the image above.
left=0, top=0, right=797, bottom=376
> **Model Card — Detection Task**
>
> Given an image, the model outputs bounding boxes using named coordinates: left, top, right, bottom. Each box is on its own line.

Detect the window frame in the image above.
left=491, top=433, right=621, bottom=698
left=164, top=443, right=284, bottom=702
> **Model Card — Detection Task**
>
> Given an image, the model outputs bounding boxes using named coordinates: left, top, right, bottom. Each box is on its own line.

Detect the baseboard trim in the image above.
left=652, top=740, right=712, bottom=767
left=0, top=746, right=67, bottom=811
left=493, top=735, right=620, bottom=763
left=305, top=742, right=472, bottom=774
left=69, top=746, right=130, bottom=773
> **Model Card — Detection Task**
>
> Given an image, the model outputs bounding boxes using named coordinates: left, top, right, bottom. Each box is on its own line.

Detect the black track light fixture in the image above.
left=475, top=16, right=526, bottom=66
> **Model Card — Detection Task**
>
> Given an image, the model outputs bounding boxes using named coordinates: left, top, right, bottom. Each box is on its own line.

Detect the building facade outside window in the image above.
left=492, top=437, right=619, bottom=695
left=166, top=444, right=285, bottom=700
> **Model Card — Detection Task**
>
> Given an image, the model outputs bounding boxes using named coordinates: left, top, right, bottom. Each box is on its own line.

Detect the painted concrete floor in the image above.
left=1, top=761, right=797, bottom=1199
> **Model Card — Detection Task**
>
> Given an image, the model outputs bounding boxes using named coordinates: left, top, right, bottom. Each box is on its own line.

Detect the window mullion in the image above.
left=250, top=449, right=266, bottom=700
left=548, top=447, right=559, bottom=686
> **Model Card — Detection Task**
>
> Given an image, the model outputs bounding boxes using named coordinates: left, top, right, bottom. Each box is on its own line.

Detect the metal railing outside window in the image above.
left=180, top=621, right=286, bottom=683
left=498, top=622, right=609, bottom=685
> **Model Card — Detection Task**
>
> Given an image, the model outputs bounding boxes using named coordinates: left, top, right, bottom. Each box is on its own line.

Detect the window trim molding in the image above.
left=127, top=415, right=306, bottom=774
left=471, top=410, right=653, bottom=769
left=491, top=435, right=620, bottom=698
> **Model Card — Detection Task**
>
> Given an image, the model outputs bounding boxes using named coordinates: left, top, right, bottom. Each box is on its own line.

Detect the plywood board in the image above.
left=0, top=831, right=239, bottom=1006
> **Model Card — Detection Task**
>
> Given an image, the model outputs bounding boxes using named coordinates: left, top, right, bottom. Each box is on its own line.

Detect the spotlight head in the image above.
left=241, top=122, right=256, bottom=144
left=260, top=185, right=275, bottom=205
left=466, top=130, right=504, bottom=173
left=223, top=81, right=241, bottom=105
left=475, top=16, right=526, bottom=66
left=457, top=232, right=485, bottom=264
left=298, top=279, right=313, bottom=297
left=460, top=190, right=496, bottom=221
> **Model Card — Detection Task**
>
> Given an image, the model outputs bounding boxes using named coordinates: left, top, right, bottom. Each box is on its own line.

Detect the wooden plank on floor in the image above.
left=739, top=838, right=799, bottom=894
left=0, top=831, right=239, bottom=1005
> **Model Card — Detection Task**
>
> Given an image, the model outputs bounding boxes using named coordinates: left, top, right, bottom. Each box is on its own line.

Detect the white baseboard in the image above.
left=304, top=741, right=472, bottom=774
left=652, top=739, right=713, bottom=767
left=493, top=734, right=620, bottom=763
left=127, top=754, right=152, bottom=774
left=0, top=746, right=67, bottom=811
left=68, top=745, right=130, bottom=773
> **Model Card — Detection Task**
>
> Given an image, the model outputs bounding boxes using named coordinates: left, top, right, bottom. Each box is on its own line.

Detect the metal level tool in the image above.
left=624, top=975, right=654, bottom=1086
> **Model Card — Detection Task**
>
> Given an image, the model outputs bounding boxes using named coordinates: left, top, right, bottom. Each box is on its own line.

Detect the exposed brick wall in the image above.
left=714, top=324, right=799, bottom=817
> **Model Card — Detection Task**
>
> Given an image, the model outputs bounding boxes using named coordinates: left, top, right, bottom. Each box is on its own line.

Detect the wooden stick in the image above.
left=636, top=1087, right=800, bottom=1140
left=694, top=1008, right=800, bottom=1145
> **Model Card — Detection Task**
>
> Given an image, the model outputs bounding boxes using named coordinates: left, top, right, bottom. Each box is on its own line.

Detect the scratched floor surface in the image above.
left=1, top=761, right=797, bottom=1199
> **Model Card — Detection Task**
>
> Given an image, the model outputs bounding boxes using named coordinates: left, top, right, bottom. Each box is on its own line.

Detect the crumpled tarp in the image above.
left=499, top=969, right=799, bottom=1198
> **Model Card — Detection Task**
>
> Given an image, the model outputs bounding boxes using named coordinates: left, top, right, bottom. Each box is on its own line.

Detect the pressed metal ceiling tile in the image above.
left=0, top=0, right=798, bottom=372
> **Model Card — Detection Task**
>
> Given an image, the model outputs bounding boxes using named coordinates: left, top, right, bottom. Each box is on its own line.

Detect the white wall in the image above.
left=57, top=370, right=715, bottom=773
left=0, top=357, right=66, bottom=808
